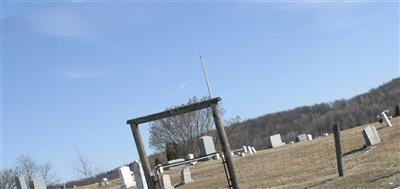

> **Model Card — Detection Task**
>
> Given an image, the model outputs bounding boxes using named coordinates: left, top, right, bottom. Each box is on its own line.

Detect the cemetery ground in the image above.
left=76, top=117, right=400, bottom=189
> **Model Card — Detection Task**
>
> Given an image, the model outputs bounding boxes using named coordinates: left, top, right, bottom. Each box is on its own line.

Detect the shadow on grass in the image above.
left=343, top=146, right=366, bottom=157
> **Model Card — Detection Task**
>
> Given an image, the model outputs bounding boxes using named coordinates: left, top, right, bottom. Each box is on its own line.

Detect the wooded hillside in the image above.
left=225, top=77, right=400, bottom=150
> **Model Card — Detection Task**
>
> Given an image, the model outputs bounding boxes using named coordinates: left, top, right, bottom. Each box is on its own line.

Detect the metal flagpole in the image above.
left=199, top=53, right=213, bottom=98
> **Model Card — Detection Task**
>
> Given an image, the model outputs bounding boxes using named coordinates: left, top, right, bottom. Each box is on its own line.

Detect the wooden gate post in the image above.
left=130, top=123, right=156, bottom=189
left=211, top=104, right=240, bottom=189
left=333, top=123, right=344, bottom=177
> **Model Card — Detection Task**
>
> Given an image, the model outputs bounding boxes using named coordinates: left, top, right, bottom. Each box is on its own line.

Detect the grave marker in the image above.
left=380, top=112, right=393, bottom=127
left=362, top=125, right=381, bottom=146
left=197, top=136, right=216, bottom=156
left=15, top=175, right=28, bottom=189
left=118, top=166, right=136, bottom=189
left=270, top=134, right=285, bottom=148
left=214, top=153, right=221, bottom=160
left=307, top=134, right=313, bottom=140
left=242, top=146, right=248, bottom=154
left=186, top=154, right=194, bottom=160
left=247, top=146, right=253, bottom=154
left=132, top=161, right=147, bottom=189
left=161, top=174, right=174, bottom=189
left=251, top=147, right=257, bottom=153
left=180, top=167, right=194, bottom=184
left=297, top=134, right=307, bottom=142
left=30, top=178, right=46, bottom=189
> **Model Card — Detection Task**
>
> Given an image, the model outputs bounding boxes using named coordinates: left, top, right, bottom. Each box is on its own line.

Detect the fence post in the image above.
left=333, top=123, right=344, bottom=177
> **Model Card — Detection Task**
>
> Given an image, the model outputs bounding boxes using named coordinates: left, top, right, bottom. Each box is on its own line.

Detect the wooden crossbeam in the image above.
left=127, top=97, right=221, bottom=125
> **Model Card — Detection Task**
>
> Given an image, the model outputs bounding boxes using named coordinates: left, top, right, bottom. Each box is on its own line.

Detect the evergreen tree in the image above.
left=395, top=104, right=400, bottom=117
left=154, top=158, right=162, bottom=166
left=166, top=143, right=181, bottom=161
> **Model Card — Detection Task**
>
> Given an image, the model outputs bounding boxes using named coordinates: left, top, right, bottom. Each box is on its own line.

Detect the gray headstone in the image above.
left=270, top=134, right=285, bottom=148
left=247, top=146, right=253, bottom=154
left=118, top=166, right=136, bottom=189
left=30, top=178, right=46, bottom=189
left=186, top=154, right=194, bottom=160
left=197, top=136, right=216, bottom=156
left=242, top=146, right=248, bottom=154
left=161, top=174, right=174, bottom=189
left=251, top=147, right=257, bottom=153
left=180, top=167, right=193, bottom=184
left=297, top=134, right=307, bottom=142
left=362, top=125, right=381, bottom=146
left=15, top=175, right=29, bottom=189
left=132, top=161, right=148, bottom=189
left=307, top=134, right=313, bottom=140
left=213, top=153, right=220, bottom=160
left=380, top=112, right=393, bottom=127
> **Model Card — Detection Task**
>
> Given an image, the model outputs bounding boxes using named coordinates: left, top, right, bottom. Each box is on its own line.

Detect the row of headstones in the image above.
left=157, top=167, right=194, bottom=189
left=269, top=110, right=393, bottom=149
left=15, top=175, right=46, bottom=189
left=238, top=146, right=257, bottom=157
left=152, top=136, right=218, bottom=189
left=119, top=161, right=195, bottom=189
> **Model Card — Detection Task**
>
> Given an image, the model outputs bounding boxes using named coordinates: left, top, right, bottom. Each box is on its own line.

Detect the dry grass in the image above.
left=77, top=118, right=400, bottom=189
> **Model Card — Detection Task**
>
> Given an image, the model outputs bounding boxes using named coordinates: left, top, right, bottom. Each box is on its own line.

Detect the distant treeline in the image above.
left=225, top=77, right=400, bottom=149
left=61, top=77, right=399, bottom=187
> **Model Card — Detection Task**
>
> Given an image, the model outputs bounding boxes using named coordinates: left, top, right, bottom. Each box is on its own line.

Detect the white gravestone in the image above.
left=307, top=134, right=313, bottom=140
left=270, top=134, right=285, bottom=148
left=118, top=166, right=136, bottom=189
left=247, top=146, right=254, bottom=154
left=187, top=154, right=194, bottom=160
left=251, top=147, right=257, bottom=153
left=180, top=167, right=194, bottom=184
left=362, top=125, right=381, bottom=146
left=161, top=174, right=174, bottom=189
left=242, top=146, right=248, bottom=154
left=297, top=134, right=308, bottom=142
left=239, top=152, right=246, bottom=157
left=132, top=161, right=148, bottom=189
left=380, top=112, right=393, bottom=127
left=197, top=136, right=216, bottom=156
left=15, top=175, right=29, bottom=189
left=30, top=178, right=46, bottom=189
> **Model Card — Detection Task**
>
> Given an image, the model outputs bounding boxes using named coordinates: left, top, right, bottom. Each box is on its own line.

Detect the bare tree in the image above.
left=40, top=162, right=59, bottom=185
left=16, top=155, right=39, bottom=178
left=149, top=96, right=217, bottom=157
left=15, top=155, right=59, bottom=185
left=71, top=148, right=98, bottom=179
left=0, top=168, right=17, bottom=189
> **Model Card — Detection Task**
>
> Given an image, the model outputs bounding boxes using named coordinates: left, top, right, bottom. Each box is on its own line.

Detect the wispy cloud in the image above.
left=27, top=8, right=91, bottom=37
left=171, top=83, right=188, bottom=94
left=56, top=70, right=107, bottom=79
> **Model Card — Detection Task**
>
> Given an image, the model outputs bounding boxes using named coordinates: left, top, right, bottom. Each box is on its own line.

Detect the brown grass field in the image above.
left=76, top=117, right=400, bottom=189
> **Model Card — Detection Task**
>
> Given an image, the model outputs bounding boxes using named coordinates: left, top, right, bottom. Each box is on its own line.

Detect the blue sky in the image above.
left=2, top=1, right=399, bottom=182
